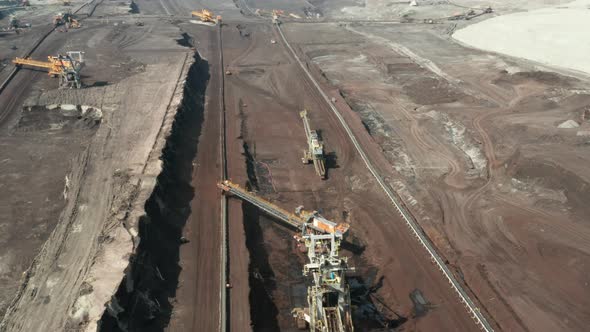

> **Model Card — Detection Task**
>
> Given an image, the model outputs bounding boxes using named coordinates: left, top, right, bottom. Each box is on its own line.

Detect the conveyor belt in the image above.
left=218, top=180, right=349, bottom=235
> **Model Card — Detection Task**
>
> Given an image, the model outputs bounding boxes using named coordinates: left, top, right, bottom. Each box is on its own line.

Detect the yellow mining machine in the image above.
left=301, top=110, right=326, bottom=179
left=191, top=9, right=221, bottom=24
left=218, top=180, right=354, bottom=331
left=53, top=11, right=81, bottom=29
left=12, top=51, right=84, bottom=88
left=218, top=180, right=349, bottom=236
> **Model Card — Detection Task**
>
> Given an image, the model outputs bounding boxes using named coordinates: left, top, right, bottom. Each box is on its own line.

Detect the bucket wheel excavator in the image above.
left=191, top=9, right=221, bottom=24
left=12, top=51, right=84, bottom=88
left=218, top=180, right=354, bottom=331
left=301, top=110, right=326, bottom=179
left=53, top=11, right=81, bottom=29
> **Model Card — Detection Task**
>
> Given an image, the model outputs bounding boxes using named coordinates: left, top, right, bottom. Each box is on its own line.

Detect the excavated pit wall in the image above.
left=98, top=52, right=209, bottom=331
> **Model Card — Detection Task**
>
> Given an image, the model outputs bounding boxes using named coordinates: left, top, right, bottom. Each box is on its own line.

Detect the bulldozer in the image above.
left=191, top=9, right=221, bottom=24
left=53, top=11, right=81, bottom=29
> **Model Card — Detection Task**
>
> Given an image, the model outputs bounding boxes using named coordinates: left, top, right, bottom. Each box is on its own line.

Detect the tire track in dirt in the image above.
left=451, top=84, right=547, bottom=331
left=386, top=96, right=464, bottom=188
left=491, top=193, right=590, bottom=254
left=472, top=111, right=498, bottom=178
left=461, top=83, right=543, bottom=225
left=229, top=25, right=289, bottom=102
left=229, top=29, right=259, bottom=67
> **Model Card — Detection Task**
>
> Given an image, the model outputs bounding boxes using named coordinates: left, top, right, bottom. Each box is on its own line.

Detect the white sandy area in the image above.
left=453, top=0, right=590, bottom=74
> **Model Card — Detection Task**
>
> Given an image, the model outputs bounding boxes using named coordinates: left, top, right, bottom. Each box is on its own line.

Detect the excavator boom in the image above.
left=218, top=180, right=304, bottom=229
left=218, top=180, right=349, bottom=236
left=13, top=57, right=54, bottom=70
left=13, top=56, right=63, bottom=76
left=12, top=52, right=83, bottom=88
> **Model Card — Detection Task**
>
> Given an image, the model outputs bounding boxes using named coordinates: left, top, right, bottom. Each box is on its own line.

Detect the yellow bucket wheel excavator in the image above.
left=191, top=9, right=221, bottom=24
left=53, top=11, right=81, bottom=29
left=12, top=51, right=84, bottom=89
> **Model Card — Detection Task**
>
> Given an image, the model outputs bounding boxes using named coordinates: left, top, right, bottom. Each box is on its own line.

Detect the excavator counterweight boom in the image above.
left=217, top=180, right=349, bottom=236
left=12, top=52, right=83, bottom=88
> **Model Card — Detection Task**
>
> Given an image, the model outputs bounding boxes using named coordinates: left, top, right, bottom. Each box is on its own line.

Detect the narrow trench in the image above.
left=176, top=33, right=193, bottom=48
left=242, top=142, right=258, bottom=191
left=242, top=202, right=281, bottom=331
left=241, top=142, right=282, bottom=331
left=98, top=52, right=209, bottom=331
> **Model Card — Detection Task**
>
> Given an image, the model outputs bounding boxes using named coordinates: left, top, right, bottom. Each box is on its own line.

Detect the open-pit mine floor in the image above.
left=1, top=0, right=589, bottom=332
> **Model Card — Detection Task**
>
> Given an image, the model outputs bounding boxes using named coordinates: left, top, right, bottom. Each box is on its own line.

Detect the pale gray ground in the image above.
left=454, top=0, right=590, bottom=75
left=319, top=0, right=575, bottom=20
